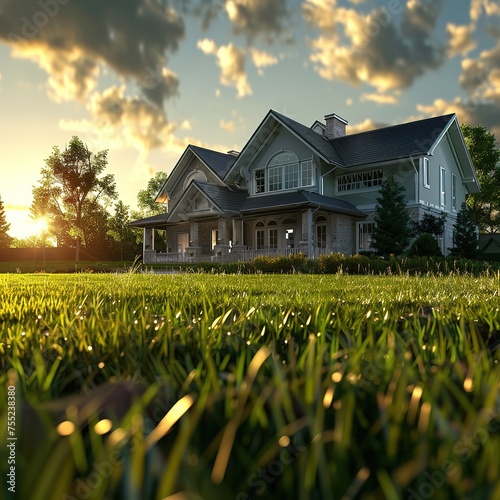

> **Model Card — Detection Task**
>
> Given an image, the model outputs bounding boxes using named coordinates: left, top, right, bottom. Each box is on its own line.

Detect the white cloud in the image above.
left=446, top=23, right=477, bottom=57
left=197, top=39, right=252, bottom=98
left=360, top=93, right=398, bottom=105
left=250, top=48, right=279, bottom=75
left=302, top=0, right=447, bottom=93
left=220, top=119, right=236, bottom=132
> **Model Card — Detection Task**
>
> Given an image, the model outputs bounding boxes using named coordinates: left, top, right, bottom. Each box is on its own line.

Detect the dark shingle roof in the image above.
left=241, top=190, right=365, bottom=217
left=190, top=145, right=237, bottom=178
left=127, top=212, right=169, bottom=228
left=194, top=181, right=248, bottom=213
left=331, top=114, right=455, bottom=167
left=271, top=110, right=344, bottom=165
left=271, top=111, right=455, bottom=169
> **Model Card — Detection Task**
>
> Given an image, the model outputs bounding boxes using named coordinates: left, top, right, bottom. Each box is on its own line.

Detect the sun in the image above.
left=5, top=207, right=50, bottom=240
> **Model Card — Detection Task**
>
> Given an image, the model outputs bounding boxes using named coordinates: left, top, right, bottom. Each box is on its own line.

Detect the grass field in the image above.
left=1, top=273, right=499, bottom=499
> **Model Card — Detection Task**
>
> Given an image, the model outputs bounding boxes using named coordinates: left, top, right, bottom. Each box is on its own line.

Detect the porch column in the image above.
left=231, top=218, right=246, bottom=259
left=214, top=217, right=231, bottom=258
left=299, top=209, right=313, bottom=258
left=143, top=227, right=156, bottom=263
left=187, top=221, right=201, bottom=259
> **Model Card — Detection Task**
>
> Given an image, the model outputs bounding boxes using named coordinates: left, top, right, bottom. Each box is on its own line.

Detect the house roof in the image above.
left=192, top=181, right=248, bottom=213
left=128, top=212, right=169, bottom=228
left=331, top=114, right=456, bottom=167
left=189, top=145, right=237, bottom=179
left=241, top=190, right=365, bottom=217
left=270, top=110, right=345, bottom=166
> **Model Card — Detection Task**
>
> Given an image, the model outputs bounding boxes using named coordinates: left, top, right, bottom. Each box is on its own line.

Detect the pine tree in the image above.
left=371, top=173, right=412, bottom=256
left=449, top=202, right=478, bottom=259
left=0, top=196, right=13, bottom=249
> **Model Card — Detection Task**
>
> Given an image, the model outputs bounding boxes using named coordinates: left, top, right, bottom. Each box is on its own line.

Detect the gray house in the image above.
left=129, top=109, right=480, bottom=263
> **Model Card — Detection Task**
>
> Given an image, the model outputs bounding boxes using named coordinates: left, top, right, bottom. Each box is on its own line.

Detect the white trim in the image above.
left=428, top=114, right=456, bottom=155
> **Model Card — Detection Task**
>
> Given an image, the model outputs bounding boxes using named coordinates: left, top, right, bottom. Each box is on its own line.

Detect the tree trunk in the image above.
left=75, top=237, right=80, bottom=263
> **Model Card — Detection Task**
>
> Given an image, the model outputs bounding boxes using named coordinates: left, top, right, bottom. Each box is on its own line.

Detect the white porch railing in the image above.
left=144, top=247, right=334, bottom=264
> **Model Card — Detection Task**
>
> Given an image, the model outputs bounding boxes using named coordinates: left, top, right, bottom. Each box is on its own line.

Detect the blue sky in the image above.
left=0, top=0, right=499, bottom=238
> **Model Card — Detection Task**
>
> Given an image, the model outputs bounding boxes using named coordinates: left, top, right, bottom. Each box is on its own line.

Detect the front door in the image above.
left=177, top=233, right=189, bottom=253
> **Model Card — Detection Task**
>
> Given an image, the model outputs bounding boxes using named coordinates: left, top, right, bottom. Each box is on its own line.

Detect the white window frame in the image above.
left=301, top=159, right=315, bottom=187
left=337, top=169, right=383, bottom=193
left=451, top=173, right=457, bottom=211
left=423, top=158, right=430, bottom=189
left=254, top=169, right=265, bottom=194
left=440, top=167, right=446, bottom=208
left=356, top=222, right=375, bottom=253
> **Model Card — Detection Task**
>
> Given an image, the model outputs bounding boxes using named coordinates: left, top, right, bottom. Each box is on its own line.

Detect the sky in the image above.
left=0, top=0, right=499, bottom=239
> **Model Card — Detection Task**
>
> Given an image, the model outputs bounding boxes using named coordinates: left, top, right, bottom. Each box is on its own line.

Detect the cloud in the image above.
left=250, top=48, right=279, bottom=75
left=446, top=23, right=477, bottom=57
left=197, top=38, right=252, bottom=97
left=460, top=38, right=500, bottom=100
left=302, top=0, right=447, bottom=93
left=360, top=93, right=398, bottom=105
left=470, top=0, right=500, bottom=24
left=220, top=119, right=236, bottom=132
left=416, top=97, right=500, bottom=139
left=347, top=118, right=387, bottom=134
left=0, top=0, right=184, bottom=106
left=225, top=0, right=291, bottom=42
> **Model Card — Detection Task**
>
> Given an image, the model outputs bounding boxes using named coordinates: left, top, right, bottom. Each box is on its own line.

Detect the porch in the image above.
left=142, top=246, right=333, bottom=264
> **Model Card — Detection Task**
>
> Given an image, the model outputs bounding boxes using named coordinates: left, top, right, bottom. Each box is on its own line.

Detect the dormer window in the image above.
left=252, top=152, right=315, bottom=194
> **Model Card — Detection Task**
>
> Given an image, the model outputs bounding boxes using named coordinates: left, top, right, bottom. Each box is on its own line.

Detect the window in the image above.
left=316, top=225, right=327, bottom=248
left=284, top=162, right=299, bottom=189
left=357, top=222, right=375, bottom=252
left=337, top=170, right=383, bottom=192
left=256, top=229, right=265, bottom=249
left=452, top=173, right=457, bottom=211
left=269, top=229, right=278, bottom=249
left=423, top=158, right=430, bottom=189
left=440, top=167, right=446, bottom=207
left=254, top=169, right=265, bottom=193
left=301, top=160, right=314, bottom=187
left=252, top=152, right=313, bottom=194
left=211, top=230, right=219, bottom=250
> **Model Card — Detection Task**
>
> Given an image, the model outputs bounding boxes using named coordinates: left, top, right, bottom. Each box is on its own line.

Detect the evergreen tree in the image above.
left=413, top=211, right=446, bottom=237
left=449, top=202, right=478, bottom=259
left=0, top=196, right=13, bottom=248
left=371, top=173, right=412, bottom=256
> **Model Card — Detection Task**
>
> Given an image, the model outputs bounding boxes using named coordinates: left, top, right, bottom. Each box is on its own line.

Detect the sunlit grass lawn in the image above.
left=0, top=273, right=499, bottom=499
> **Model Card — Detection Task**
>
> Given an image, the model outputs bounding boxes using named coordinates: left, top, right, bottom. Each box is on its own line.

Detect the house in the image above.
left=129, top=109, right=480, bottom=263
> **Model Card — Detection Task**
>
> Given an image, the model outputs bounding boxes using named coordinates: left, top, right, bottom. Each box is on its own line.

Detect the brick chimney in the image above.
left=324, top=113, right=348, bottom=139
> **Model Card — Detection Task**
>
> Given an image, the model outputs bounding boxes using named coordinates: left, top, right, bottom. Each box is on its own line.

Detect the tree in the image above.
left=412, top=211, right=446, bottom=238
left=108, top=201, right=140, bottom=261
left=449, top=202, right=478, bottom=259
left=31, top=136, right=118, bottom=261
left=132, top=171, right=168, bottom=252
left=0, top=196, right=13, bottom=248
left=371, top=173, right=412, bottom=256
left=136, top=171, right=168, bottom=217
left=461, top=124, right=500, bottom=233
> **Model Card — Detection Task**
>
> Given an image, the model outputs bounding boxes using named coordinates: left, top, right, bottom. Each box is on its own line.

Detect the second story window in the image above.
left=423, top=158, right=430, bottom=188
left=337, top=169, right=383, bottom=192
left=252, top=152, right=315, bottom=194
left=440, top=167, right=446, bottom=207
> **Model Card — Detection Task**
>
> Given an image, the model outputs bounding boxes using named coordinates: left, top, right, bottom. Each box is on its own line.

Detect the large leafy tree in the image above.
left=0, top=196, right=13, bottom=248
left=132, top=171, right=168, bottom=252
left=371, top=173, right=412, bottom=256
left=461, top=124, right=500, bottom=233
left=31, top=136, right=118, bottom=261
left=449, top=202, right=478, bottom=259
left=136, top=171, right=168, bottom=217
left=108, top=201, right=141, bottom=261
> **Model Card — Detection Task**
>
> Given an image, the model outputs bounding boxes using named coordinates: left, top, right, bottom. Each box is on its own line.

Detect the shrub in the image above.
left=407, top=233, right=443, bottom=257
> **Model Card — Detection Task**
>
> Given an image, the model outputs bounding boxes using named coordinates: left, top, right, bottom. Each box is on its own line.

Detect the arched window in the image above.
left=267, top=151, right=299, bottom=191
left=183, top=170, right=207, bottom=190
